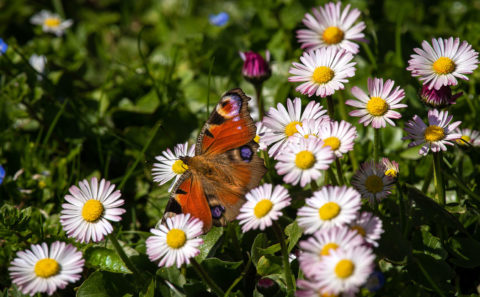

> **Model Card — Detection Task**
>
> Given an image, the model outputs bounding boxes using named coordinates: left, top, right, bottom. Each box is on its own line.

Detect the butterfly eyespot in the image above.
left=240, top=145, right=253, bottom=162
left=211, top=205, right=225, bottom=219
left=217, top=94, right=242, bottom=119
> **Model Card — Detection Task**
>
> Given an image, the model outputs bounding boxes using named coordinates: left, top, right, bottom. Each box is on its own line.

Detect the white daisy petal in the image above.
left=60, top=177, right=126, bottom=243
left=237, top=184, right=291, bottom=232
left=146, top=214, right=203, bottom=268
left=297, top=186, right=361, bottom=234
left=289, top=48, right=356, bottom=98
left=407, top=37, right=479, bottom=90
left=9, top=241, right=84, bottom=296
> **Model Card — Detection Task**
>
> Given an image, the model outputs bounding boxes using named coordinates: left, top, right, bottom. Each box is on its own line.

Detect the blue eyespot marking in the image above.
left=211, top=205, right=225, bottom=219
left=240, top=146, right=253, bottom=162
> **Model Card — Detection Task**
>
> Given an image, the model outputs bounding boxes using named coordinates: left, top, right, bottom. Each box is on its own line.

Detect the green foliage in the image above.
left=1, top=0, right=480, bottom=296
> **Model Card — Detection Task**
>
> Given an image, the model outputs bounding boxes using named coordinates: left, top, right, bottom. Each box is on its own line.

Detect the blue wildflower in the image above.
left=0, top=38, right=8, bottom=54
left=0, top=165, right=5, bottom=184
left=365, top=270, right=385, bottom=292
left=209, top=12, right=229, bottom=26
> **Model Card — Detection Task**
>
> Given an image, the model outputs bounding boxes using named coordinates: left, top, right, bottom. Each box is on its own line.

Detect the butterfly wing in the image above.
left=163, top=88, right=266, bottom=232
left=164, top=171, right=213, bottom=231
left=195, top=89, right=266, bottom=227
left=196, top=88, right=257, bottom=155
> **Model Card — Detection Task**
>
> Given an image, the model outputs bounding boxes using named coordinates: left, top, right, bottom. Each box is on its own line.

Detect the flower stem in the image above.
left=107, top=233, right=140, bottom=276
left=432, top=152, right=445, bottom=205
left=191, top=258, right=225, bottom=296
left=272, top=222, right=294, bottom=296
left=254, top=83, right=265, bottom=120
left=373, top=128, right=380, bottom=162
left=326, top=95, right=335, bottom=119
left=335, top=158, right=345, bottom=185
left=396, top=183, right=406, bottom=238
left=327, top=167, right=338, bottom=186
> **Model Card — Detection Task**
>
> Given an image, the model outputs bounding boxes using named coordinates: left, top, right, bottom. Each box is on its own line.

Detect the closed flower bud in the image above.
left=239, top=51, right=271, bottom=85
left=420, top=85, right=462, bottom=108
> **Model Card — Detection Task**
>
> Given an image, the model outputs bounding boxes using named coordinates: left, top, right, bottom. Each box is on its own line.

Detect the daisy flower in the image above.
left=316, top=245, right=375, bottom=295
left=346, top=77, right=407, bottom=128
left=254, top=122, right=270, bottom=151
left=407, top=37, right=479, bottom=90
left=262, top=97, right=326, bottom=157
left=381, top=157, right=399, bottom=179
left=349, top=212, right=384, bottom=247
left=60, top=177, right=126, bottom=243
left=275, top=137, right=335, bottom=187
left=9, top=241, right=84, bottom=296
left=237, top=184, right=291, bottom=232
left=299, top=226, right=364, bottom=278
left=297, top=186, right=361, bottom=234
left=455, top=128, right=480, bottom=147
left=152, top=142, right=195, bottom=192
left=351, top=161, right=394, bottom=204
left=293, top=118, right=331, bottom=140
left=146, top=213, right=204, bottom=268
left=402, top=109, right=462, bottom=156
left=297, top=2, right=366, bottom=54
left=30, top=10, right=73, bottom=36
left=289, top=47, right=356, bottom=98
left=318, top=120, right=357, bottom=158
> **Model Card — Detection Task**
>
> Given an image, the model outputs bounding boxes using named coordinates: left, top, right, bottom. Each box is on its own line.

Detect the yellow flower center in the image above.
left=38, top=180, right=47, bottom=189
left=254, top=199, right=273, bottom=218
left=385, top=168, right=398, bottom=178
left=285, top=121, right=302, bottom=137
left=365, top=175, right=383, bottom=194
left=172, top=160, right=189, bottom=174
left=320, top=242, right=339, bottom=256
left=44, top=17, right=61, bottom=28
left=82, top=199, right=104, bottom=222
left=295, top=151, right=316, bottom=169
left=334, top=259, right=355, bottom=279
left=322, top=26, right=345, bottom=45
left=166, top=228, right=187, bottom=249
left=456, top=135, right=471, bottom=145
left=323, top=136, right=341, bottom=151
left=254, top=135, right=261, bottom=143
left=312, top=66, right=334, bottom=84
left=318, top=202, right=341, bottom=220
left=424, top=125, right=445, bottom=142
left=366, top=97, right=388, bottom=116
left=351, top=225, right=366, bottom=237
left=34, top=258, right=60, bottom=278
left=432, top=57, right=456, bottom=75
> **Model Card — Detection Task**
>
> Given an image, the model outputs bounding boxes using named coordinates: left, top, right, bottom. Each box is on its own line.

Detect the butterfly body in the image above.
left=164, top=89, right=266, bottom=232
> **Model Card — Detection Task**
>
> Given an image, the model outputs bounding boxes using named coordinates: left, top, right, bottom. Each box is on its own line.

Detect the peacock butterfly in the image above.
left=163, top=88, right=267, bottom=232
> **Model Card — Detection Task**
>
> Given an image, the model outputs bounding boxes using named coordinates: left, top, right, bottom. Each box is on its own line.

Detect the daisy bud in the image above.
left=419, top=85, right=462, bottom=108
left=239, top=51, right=271, bottom=85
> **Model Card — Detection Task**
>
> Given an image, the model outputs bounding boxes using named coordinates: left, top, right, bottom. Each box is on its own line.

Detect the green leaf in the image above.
left=190, top=258, right=242, bottom=291
left=251, top=233, right=268, bottom=267
left=77, top=271, right=136, bottom=297
left=448, top=237, right=480, bottom=268
left=407, top=254, right=454, bottom=292
left=196, top=226, right=223, bottom=262
left=156, top=266, right=186, bottom=288
left=412, top=227, right=447, bottom=261
left=256, top=255, right=283, bottom=276
left=139, top=279, right=155, bottom=297
left=399, top=146, right=423, bottom=160
left=84, top=247, right=132, bottom=274
left=284, top=221, right=302, bottom=253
